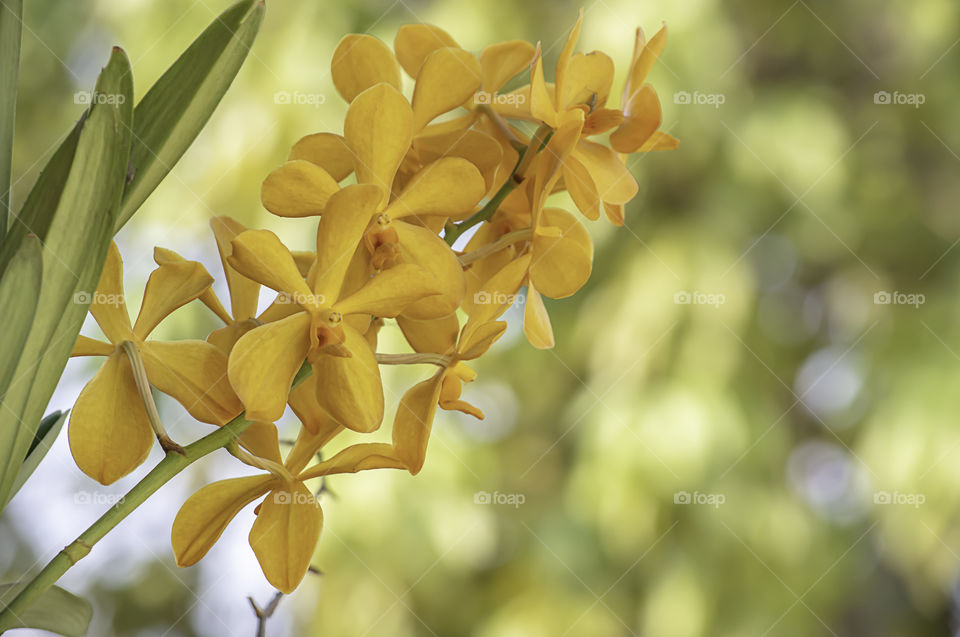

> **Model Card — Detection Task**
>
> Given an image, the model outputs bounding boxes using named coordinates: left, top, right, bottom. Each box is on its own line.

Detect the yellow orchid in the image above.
left=225, top=184, right=442, bottom=431
left=69, top=242, right=242, bottom=484
left=391, top=259, right=528, bottom=474
left=172, top=402, right=403, bottom=593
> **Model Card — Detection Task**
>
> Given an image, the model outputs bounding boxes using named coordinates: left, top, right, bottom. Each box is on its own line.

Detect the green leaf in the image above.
left=0, top=234, right=41, bottom=397
left=8, top=410, right=67, bottom=499
left=0, top=0, right=21, bottom=249
left=0, top=48, right=133, bottom=513
left=116, top=0, right=264, bottom=229
left=0, top=582, right=92, bottom=637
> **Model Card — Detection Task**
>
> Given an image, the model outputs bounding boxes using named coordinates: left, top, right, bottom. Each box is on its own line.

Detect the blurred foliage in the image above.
left=4, top=0, right=960, bottom=635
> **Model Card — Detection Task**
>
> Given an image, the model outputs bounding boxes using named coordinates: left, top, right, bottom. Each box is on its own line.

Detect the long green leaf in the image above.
left=0, top=0, right=21, bottom=249
left=0, top=48, right=133, bottom=512
left=116, top=0, right=264, bottom=229
left=0, top=582, right=92, bottom=637
left=0, top=235, right=40, bottom=397
left=8, top=410, right=67, bottom=499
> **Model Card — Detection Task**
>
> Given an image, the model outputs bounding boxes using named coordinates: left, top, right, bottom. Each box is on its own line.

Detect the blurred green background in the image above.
left=3, top=0, right=960, bottom=635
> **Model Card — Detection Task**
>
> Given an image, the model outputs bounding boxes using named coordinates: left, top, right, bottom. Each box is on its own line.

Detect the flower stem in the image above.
left=443, top=122, right=553, bottom=247
left=458, top=227, right=532, bottom=266
left=0, top=363, right=313, bottom=630
left=120, top=340, right=184, bottom=455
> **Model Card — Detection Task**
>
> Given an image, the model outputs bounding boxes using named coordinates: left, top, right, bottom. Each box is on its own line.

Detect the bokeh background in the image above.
left=3, top=0, right=960, bottom=635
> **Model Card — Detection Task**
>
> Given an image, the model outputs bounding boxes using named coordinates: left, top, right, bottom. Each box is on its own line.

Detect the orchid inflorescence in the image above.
left=68, top=11, right=676, bottom=593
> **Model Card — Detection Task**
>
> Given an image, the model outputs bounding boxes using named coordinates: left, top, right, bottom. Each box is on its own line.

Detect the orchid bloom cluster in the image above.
left=67, top=12, right=676, bottom=594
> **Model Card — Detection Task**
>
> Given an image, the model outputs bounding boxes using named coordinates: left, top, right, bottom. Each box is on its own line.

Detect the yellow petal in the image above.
left=140, top=340, right=242, bottom=426
left=394, top=24, right=459, bottom=78
left=261, top=160, right=340, bottom=218
left=530, top=207, right=593, bottom=299
left=530, top=115, right=584, bottom=220
left=284, top=423, right=341, bottom=474
left=384, top=157, right=485, bottom=221
left=529, top=47, right=558, bottom=128
left=624, top=24, right=667, bottom=103
left=610, top=84, right=662, bottom=153
left=89, top=242, right=132, bottom=343
left=554, top=9, right=584, bottom=110
left=153, top=246, right=231, bottom=325
left=413, top=127, right=504, bottom=194
left=288, top=376, right=342, bottom=439
left=562, top=157, right=601, bottom=220
left=394, top=222, right=465, bottom=320
left=228, top=229, right=318, bottom=310
left=462, top=253, right=530, bottom=345
left=411, top=47, right=481, bottom=132
left=299, top=442, right=405, bottom=479
left=238, top=421, right=282, bottom=464
left=559, top=51, right=615, bottom=110
left=344, top=84, right=412, bottom=201
left=228, top=312, right=312, bottom=422
left=331, top=34, right=402, bottom=103
left=211, top=216, right=260, bottom=321
left=249, top=483, right=323, bottom=594
left=67, top=351, right=153, bottom=485
left=397, top=313, right=459, bottom=354
left=207, top=319, right=259, bottom=355
left=490, top=84, right=535, bottom=121
left=479, top=39, right=536, bottom=94
left=604, top=201, right=625, bottom=226
left=523, top=283, right=555, bottom=349
left=570, top=140, right=638, bottom=205
left=288, top=133, right=355, bottom=182
left=334, top=263, right=440, bottom=318
left=313, top=184, right=382, bottom=302
left=172, top=475, right=276, bottom=567
left=72, top=335, right=113, bottom=357
left=133, top=258, right=213, bottom=340
left=312, top=324, right=383, bottom=433
left=457, top=320, right=506, bottom=360
left=638, top=130, right=679, bottom=152
left=391, top=372, right=444, bottom=475
left=438, top=364, right=483, bottom=418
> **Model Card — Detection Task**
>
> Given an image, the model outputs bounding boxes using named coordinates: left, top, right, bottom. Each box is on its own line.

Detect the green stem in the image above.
left=443, top=122, right=553, bottom=247
left=0, top=363, right=312, bottom=631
